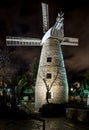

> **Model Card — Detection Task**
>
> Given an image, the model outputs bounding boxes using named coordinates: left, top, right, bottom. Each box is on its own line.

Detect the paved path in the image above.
left=0, top=117, right=89, bottom=130
left=45, top=118, right=89, bottom=130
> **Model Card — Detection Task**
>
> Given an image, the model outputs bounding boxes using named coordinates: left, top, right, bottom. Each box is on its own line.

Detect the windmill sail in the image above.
left=42, top=3, right=49, bottom=33
left=6, top=36, right=42, bottom=46
left=62, top=37, right=78, bottom=46
left=6, top=36, right=78, bottom=46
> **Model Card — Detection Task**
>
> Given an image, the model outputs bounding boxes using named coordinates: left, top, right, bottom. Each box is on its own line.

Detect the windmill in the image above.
left=6, top=3, right=78, bottom=111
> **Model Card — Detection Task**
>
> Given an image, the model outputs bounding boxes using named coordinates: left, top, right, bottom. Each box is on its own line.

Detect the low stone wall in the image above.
left=66, top=108, right=89, bottom=122
left=39, top=103, right=66, bottom=117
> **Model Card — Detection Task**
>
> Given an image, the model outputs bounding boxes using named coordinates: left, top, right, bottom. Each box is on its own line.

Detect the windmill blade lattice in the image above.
left=42, top=3, right=49, bottom=33
left=6, top=36, right=42, bottom=46
left=61, top=37, right=78, bottom=46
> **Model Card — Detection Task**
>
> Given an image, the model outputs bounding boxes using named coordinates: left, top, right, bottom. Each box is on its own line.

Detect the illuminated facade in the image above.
left=35, top=38, right=69, bottom=111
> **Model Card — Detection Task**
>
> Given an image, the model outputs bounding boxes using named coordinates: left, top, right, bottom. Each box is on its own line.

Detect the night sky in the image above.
left=0, top=0, right=89, bottom=81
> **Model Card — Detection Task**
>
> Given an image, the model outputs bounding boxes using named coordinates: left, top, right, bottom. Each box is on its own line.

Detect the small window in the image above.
left=47, top=57, right=52, bottom=62
left=46, top=73, right=52, bottom=79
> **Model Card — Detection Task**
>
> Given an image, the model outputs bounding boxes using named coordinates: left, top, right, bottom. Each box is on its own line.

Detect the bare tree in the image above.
left=42, top=70, right=59, bottom=104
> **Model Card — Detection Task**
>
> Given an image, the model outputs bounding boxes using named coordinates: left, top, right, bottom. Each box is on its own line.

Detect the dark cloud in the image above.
left=57, top=5, right=89, bottom=77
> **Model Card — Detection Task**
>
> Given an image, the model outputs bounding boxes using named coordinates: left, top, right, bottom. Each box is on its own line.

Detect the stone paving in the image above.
left=0, top=117, right=89, bottom=130
left=45, top=118, right=89, bottom=130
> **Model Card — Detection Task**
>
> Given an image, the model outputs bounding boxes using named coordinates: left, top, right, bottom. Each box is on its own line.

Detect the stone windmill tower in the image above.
left=35, top=3, right=78, bottom=111
left=6, top=3, right=78, bottom=111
